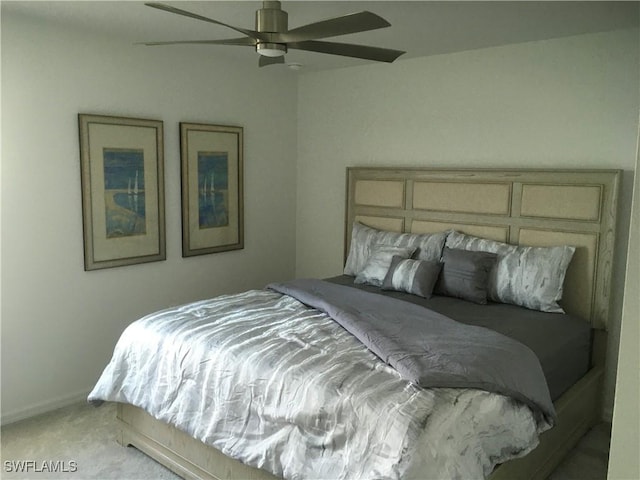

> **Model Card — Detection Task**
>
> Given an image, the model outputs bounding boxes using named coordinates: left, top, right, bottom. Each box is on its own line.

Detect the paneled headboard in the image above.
left=345, top=168, right=620, bottom=330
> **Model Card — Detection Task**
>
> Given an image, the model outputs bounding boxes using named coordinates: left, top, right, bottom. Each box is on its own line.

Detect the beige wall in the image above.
left=1, top=11, right=298, bottom=423
left=296, top=28, right=640, bottom=420
left=608, top=124, right=640, bottom=479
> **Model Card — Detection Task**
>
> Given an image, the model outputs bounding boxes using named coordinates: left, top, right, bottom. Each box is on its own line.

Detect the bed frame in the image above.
left=117, top=168, right=620, bottom=480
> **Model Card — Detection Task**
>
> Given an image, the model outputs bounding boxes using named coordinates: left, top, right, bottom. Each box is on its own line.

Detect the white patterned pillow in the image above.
left=355, top=245, right=416, bottom=287
left=382, top=256, right=443, bottom=299
left=445, top=231, right=575, bottom=313
left=344, top=222, right=447, bottom=276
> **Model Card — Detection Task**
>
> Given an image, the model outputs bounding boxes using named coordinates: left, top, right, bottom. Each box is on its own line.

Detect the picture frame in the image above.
left=78, top=114, right=166, bottom=271
left=180, top=122, right=244, bottom=257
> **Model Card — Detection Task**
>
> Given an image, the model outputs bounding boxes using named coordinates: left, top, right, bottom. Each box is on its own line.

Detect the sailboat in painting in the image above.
left=133, top=170, right=139, bottom=195
left=128, top=170, right=140, bottom=195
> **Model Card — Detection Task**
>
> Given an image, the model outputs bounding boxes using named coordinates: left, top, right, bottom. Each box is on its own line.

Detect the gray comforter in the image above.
left=89, top=281, right=554, bottom=479
left=269, top=279, right=555, bottom=424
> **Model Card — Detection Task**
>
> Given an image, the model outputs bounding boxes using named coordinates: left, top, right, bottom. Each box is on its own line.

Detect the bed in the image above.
left=89, top=167, right=620, bottom=480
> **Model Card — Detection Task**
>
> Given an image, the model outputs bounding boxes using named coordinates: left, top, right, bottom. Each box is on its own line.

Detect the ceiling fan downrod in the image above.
left=255, top=1, right=287, bottom=57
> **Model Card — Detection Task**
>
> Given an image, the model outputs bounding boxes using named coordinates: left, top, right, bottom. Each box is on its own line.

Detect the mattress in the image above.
left=326, top=275, right=591, bottom=401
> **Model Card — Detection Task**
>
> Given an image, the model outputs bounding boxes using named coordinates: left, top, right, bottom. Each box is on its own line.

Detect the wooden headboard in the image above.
left=345, top=168, right=620, bottom=330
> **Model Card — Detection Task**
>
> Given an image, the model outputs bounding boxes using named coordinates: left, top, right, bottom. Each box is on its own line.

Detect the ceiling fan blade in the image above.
left=277, top=11, right=390, bottom=43
left=259, top=55, right=286, bottom=68
left=145, top=3, right=268, bottom=42
left=288, top=40, right=405, bottom=63
left=140, top=37, right=256, bottom=47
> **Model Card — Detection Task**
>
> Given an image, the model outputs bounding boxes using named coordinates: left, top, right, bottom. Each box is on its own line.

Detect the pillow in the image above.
left=355, top=245, right=416, bottom=287
left=434, top=248, right=497, bottom=304
left=382, top=256, right=443, bottom=299
left=445, top=231, right=575, bottom=313
left=344, top=222, right=447, bottom=276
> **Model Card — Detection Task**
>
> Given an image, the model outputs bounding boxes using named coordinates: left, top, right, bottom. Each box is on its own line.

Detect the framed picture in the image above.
left=180, top=122, right=244, bottom=257
left=78, top=114, right=166, bottom=270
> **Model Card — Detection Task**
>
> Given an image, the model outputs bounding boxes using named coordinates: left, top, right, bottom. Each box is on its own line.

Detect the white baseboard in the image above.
left=1, top=389, right=91, bottom=426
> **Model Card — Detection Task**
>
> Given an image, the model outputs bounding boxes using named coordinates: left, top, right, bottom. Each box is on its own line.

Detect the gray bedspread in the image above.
left=269, top=278, right=555, bottom=424
left=326, top=274, right=591, bottom=401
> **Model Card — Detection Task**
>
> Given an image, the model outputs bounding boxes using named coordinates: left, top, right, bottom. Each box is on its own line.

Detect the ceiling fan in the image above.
left=142, top=1, right=406, bottom=67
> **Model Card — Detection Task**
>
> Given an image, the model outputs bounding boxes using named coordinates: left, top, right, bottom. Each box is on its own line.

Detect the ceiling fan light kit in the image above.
left=256, top=43, right=287, bottom=57
left=143, top=1, right=405, bottom=67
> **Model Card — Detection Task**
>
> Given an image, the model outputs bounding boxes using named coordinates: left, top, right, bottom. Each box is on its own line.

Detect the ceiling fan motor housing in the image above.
left=256, top=1, right=288, bottom=33
left=256, top=1, right=288, bottom=56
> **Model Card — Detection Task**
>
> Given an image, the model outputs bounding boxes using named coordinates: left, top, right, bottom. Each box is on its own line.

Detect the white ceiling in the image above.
left=3, top=1, right=639, bottom=72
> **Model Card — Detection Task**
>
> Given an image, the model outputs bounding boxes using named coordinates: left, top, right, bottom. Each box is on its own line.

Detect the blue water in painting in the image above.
left=114, top=193, right=146, bottom=217
left=104, top=149, right=145, bottom=190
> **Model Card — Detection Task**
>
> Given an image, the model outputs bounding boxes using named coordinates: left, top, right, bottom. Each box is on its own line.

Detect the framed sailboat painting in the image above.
left=78, top=114, right=166, bottom=270
left=179, top=122, right=244, bottom=257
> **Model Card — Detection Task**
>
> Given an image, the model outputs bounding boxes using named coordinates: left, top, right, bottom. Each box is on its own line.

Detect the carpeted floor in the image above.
left=1, top=402, right=177, bottom=479
left=1, top=401, right=611, bottom=479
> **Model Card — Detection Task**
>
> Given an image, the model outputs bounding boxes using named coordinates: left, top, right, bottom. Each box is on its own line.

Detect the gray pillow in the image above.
left=344, top=222, right=447, bottom=276
left=382, top=256, right=443, bottom=299
left=434, top=248, right=497, bottom=304
left=445, top=231, right=575, bottom=313
left=355, top=245, right=416, bottom=287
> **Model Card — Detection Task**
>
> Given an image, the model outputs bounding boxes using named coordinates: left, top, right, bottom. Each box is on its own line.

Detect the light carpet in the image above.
left=1, top=402, right=177, bottom=479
